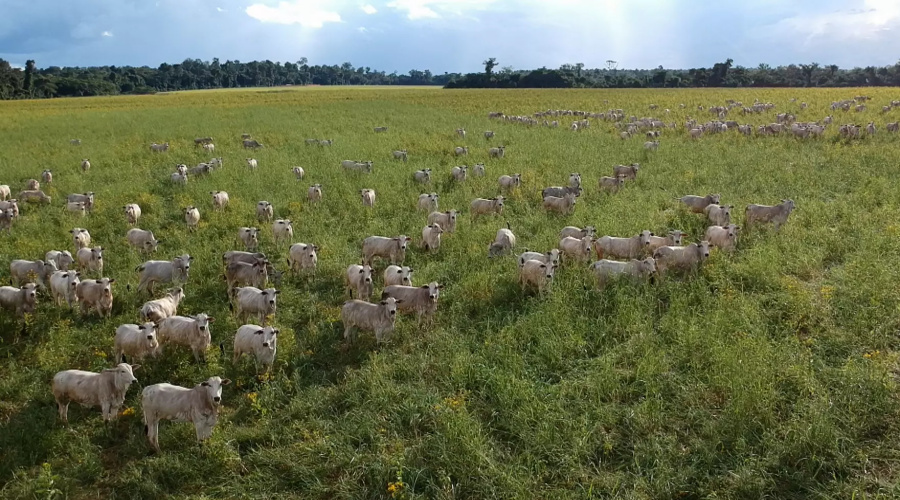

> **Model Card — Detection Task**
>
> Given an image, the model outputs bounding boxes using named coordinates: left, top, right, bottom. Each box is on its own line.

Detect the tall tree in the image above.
left=23, top=59, right=35, bottom=96
left=483, top=57, right=498, bottom=77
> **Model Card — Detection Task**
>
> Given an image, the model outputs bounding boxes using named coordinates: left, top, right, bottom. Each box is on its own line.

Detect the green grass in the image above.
left=1, top=87, right=900, bottom=499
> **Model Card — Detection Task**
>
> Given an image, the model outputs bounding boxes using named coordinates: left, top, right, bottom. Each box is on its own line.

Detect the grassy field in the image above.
left=1, top=86, right=900, bottom=499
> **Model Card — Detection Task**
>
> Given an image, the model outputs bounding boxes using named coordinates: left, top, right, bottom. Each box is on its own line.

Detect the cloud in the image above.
left=101, top=31, right=113, bottom=37
left=357, top=26, right=367, bottom=32
left=384, top=0, right=496, bottom=20
left=361, top=4, right=377, bottom=14
left=246, top=0, right=342, bottom=28
left=216, top=7, right=224, bottom=12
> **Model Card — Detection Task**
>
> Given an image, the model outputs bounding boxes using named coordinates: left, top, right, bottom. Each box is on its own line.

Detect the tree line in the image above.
left=2, top=57, right=900, bottom=100
left=445, top=58, right=900, bottom=89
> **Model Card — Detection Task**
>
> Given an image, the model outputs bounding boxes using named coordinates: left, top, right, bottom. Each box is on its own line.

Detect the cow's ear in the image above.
left=261, top=291, right=268, bottom=296
left=207, top=317, right=215, bottom=323
left=274, top=290, right=280, bottom=294
left=255, top=329, right=265, bottom=335
left=138, top=325, right=145, bottom=330
left=109, top=279, right=116, bottom=283
left=438, top=285, right=445, bottom=289
left=201, top=381, right=210, bottom=387
left=221, top=379, right=232, bottom=386
left=131, top=364, right=141, bottom=371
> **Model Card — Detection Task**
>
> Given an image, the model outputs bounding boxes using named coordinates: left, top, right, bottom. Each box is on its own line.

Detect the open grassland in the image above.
left=2, top=87, right=900, bottom=499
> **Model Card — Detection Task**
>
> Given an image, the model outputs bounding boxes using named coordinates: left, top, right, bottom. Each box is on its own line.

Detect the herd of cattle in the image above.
left=9, top=93, right=892, bottom=452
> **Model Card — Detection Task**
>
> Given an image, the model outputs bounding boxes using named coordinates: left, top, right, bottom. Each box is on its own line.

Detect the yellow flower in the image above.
left=387, top=481, right=404, bottom=497
left=120, top=407, right=135, bottom=417
left=246, top=392, right=259, bottom=404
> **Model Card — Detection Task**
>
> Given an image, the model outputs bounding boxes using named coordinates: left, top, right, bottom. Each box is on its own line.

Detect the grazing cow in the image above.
left=384, top=265, right=414, bottom=287
left=679, top=194, right=721, bottom=213
left=292, top=166, right=305, bottom=179
left=341, top=297, right=401, bottom=343
left=488, top=224, right=516, bottom=258
left=49, top=270, right=80, bottom=307
left=362, top=235, right=411, bottom=265
left=75, top=278, right=115, bottom=317
left=127, top=229, right=161, bottom=253
left=238, top=227, right=260, bottom=251
left=233, top=287, right=279, bottom=325
left=470, top=197, right=505, bottom=219
left=541, top=186, right=582, bottom=199
left=413, top=169, right=432, bottom=183
left=594, top=231, right=654, bottom=259
left=745, top=199, right=796, bottom=231
left=307, top=184, right=323, bottom=203
left=0, top=283, right=38, bottom=318
left=137, top=255, right=191, bottom=294
left=454, top=146, right=469, bottom=156
left=542, top=193, right=577, bottom=215
left=157, top=314, right=215, bottom=363
left=451, top=165, right=468, bottom=182
left=114, top=323, right=160, bottom=363
left=150, top=142, right=169, bottom=152
left=590, top=258, right=657, bottom=289
left=124, top=204, right=141, bottom=226
left=519, top=259, right=556, bottom=294
left=599, top=175, right=625, bottom=193
left=653, top=241, right=711, bottom=277
left=418, top=193, right=439, bottom=212
left=141, top=376, right=231, bottom=452
left=184, top=206, right=200, bottom=230
left=704, top=204, right=733, bottom=226
left=75, top=246, right=104, bottom=276
left=46, top=250, right=75, bottom=271
left=427, top=210, right=457, bottom=233
left=287, top=243, right=318, bottom=274
left=613, top=164, right=639, bottom=180
left=140, top=288, right=185, bottom=323
left=361, top=189, right=376, bottom=207
left=498, top=174, right=522, bottom=192
left=345, top=264, right=374, bottom=300
left=256, top=201, right=273, bottom=222
left=705, top=224, right=740, bottom=252
left=233, top=325, right=279, bottom=373
left=67, top=192, right=94, bottom=213
left=421, top=223, right=444, bottom=252
left=52, top=363, right=139, bottom=424
left=381, top=282, right=443, bottom=324
left=488, top=146, right=506, bottom=158
left=210, top=191, right=229, bottom=211
left=272, top=219, right=293, bottom=246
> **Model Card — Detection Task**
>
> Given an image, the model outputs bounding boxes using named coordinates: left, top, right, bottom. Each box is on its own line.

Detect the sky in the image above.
left=2, top=0, right=900, bottom=73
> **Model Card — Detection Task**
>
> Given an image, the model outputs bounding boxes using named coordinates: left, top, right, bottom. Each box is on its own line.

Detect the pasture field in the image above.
left=2, top=86, right=900, bottom=499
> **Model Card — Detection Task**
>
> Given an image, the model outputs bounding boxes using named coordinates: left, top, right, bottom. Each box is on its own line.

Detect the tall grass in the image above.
left=1, top=87, right=899, bottom=499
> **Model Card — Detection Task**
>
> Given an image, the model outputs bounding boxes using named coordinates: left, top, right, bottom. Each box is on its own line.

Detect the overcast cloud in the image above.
left=1, top=0, right=899, bottom=72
